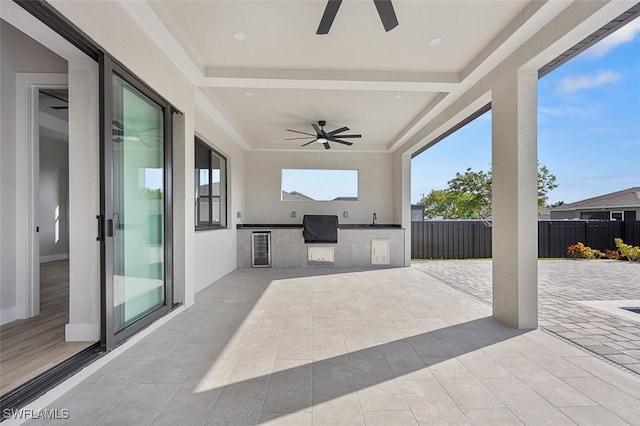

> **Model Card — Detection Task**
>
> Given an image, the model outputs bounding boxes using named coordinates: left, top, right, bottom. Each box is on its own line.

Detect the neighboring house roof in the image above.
left=281, top=190, right=315, bottom=201
left=198, top=182, right=220, bottom=195
left=551, top=187, right=640, bottom=211
left=538, top=205, right=551, bottom=220
left=332, top=196, right=358, bottom=201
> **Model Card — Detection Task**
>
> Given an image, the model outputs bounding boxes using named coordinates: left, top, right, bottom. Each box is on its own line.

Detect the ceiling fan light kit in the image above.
left=286, top=120, right=362, bottom=150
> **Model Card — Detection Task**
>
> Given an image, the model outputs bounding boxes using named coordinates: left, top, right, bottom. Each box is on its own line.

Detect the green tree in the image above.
left=419, top=164, right=558, bottom=219
left=537, top=164, right=558, bottom=206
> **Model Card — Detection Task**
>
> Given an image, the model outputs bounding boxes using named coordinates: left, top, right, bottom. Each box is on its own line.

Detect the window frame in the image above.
left=195, top=136, right=228, bottom=231
left=610, top=211, right=624, bottom=221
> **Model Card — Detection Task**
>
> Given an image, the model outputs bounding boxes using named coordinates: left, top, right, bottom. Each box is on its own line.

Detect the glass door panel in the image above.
left=111, top=74, right=165, bottom=333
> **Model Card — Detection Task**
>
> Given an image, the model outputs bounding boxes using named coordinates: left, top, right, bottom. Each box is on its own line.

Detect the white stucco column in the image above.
left=401, top=154, right=412, bottom=266
left=491, top=69, right=538, bottom=329
left=65, top=60, right=100, bottom=341
left=393, top=151, right=412, bottom=267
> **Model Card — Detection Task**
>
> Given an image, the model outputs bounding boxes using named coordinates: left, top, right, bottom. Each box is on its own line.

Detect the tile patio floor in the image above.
left=21, top=266, right=640, bottom=425
left=413, top=260, right=640, bottom=374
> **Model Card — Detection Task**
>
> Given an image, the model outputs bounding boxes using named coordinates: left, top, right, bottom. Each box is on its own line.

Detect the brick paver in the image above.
left=413, top=259, right=640, bottom=374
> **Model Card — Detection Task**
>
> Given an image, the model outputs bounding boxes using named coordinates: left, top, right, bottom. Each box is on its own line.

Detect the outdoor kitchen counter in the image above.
left=236, top=224, right=403, bottom=229
left=237, top=225, right=405, bottom=268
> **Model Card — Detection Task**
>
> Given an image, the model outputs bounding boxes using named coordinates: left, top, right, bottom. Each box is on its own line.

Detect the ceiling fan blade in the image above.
left=317, top=0, right=342, bottom=35
left=373, top=0, right=399, bottom=32
left=301, top=140, right=318, bottom=147
left=323, top=142, right=331, bottom=150
left=327, top=126, right=349, bottom=135
left=330, top=134, right=361, bottom=138
left=286, top=129, right=316, bottom=137
left=331, top=139, right=353, bottom=146
left=286, top=137, right=315, bottom=140
left=311, top=123, right=323, bottom=136
left=40, top=90, right=68, bottom=103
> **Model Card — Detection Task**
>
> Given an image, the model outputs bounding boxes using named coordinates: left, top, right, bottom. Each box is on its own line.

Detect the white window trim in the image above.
left=610, top=211, right=624, bottom=221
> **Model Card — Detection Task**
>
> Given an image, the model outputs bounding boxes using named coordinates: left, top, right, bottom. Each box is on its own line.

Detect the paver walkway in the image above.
left=413, top=259, right=640, bottom=374
left=17, top=267, right=640, bottom=425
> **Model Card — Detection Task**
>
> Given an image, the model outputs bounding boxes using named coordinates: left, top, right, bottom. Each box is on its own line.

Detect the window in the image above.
left=580, top=211, right=607, bottom=220
left=281, top=169, right=358, bottom=201
left=195, top=137, right=227, bottom=229
left=610, top=211, right=623, bottom=221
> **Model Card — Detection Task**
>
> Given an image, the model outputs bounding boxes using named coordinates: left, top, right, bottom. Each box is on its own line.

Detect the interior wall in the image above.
left=39, top=135, right=69, bottom=261
left=0, top=19, right=67, bottom=324
left=244, top=151, right=394, bottom=225
left=193, top=107, right=245, bottom=293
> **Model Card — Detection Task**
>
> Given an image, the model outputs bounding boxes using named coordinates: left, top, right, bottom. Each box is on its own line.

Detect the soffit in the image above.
left=140, top=0, right=541, bottom=151
left=201, top=87, right=439, bottom=151
left=149, top=0, right=529, bottom=73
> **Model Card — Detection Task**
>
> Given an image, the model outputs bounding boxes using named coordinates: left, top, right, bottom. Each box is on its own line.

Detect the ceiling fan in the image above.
left=112, top=120, right=162, bottom=147
left=317, top=0, right=398, bottom=35
left=286, top=121, right=362, bottom=150
left=40, top=90, right=68, bottom=110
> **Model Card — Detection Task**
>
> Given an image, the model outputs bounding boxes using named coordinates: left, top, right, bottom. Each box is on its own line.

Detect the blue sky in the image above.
left=412, top=19, right=640, bottom=205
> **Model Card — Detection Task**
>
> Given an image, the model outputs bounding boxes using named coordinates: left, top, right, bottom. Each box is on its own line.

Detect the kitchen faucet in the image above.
left=372, top=212, right=377, bottom=225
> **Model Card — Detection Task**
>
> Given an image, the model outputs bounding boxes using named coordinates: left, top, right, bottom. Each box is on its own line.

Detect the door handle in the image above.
left=96, top=215, right=103, bottom=241
left=109, top=212, right=120, bottom=237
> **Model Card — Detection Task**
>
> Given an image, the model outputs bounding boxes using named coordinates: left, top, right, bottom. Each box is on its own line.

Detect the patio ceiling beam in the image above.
left=201, top=68, right=459, bottom=92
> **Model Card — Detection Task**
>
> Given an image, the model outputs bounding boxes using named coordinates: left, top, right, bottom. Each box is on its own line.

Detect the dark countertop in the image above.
left=237, top=224, right=402, bottom=229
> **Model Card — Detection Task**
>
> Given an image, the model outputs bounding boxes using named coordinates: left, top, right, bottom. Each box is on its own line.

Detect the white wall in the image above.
left=39, top=135, right=69, bottom=261
left=0, top=19, right=67, bottom=324
left=244, top=151, right=394, bottom=225
left=193, top=107, right=245, bottom=293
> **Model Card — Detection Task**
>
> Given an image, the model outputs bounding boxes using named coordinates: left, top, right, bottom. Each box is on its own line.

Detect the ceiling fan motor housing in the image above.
left=285, top=120, right=362, bottom=149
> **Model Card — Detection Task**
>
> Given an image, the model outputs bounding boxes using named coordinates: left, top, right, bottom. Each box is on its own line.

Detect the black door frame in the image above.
left=99, top=55, right=174, bottom=350
left=15, top=0, right=177, bottom=354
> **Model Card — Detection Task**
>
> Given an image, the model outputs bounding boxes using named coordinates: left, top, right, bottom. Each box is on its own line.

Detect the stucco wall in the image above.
left=193, top=107, right=246, bottom=293
left=244, top=151, right=394, bottom=226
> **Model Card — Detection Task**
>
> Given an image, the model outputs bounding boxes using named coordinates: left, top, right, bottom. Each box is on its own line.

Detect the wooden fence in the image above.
left=411, top=220, right=640, bottom=259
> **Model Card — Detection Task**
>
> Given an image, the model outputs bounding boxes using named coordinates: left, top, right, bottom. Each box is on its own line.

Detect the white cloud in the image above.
left=587, top=18, right=640, bottom=58
left=539, top=104, right=597, bottom=119
left=555, top=70, right=622, bottom=93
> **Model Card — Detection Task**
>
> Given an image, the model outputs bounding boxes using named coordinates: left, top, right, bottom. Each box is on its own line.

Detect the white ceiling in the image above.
left=149, top=0, right=528, bottom=73
left=137, top=0, right=546, bottom=151
left=203, top=87, right=439, bottom=151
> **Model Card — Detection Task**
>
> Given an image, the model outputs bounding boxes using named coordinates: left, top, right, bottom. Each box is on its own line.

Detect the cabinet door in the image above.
left=371, top=239, right=390, bottom=265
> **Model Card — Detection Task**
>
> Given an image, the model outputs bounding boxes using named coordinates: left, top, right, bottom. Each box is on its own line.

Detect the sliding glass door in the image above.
left=101, top=56, right=173, bottom=348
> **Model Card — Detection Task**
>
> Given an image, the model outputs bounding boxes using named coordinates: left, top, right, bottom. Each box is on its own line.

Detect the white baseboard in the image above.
left=40, top=253, right=69, bottom=263
left=0, top=306, right=17, bottom=325
left=65, top=322, right=100, bottom=341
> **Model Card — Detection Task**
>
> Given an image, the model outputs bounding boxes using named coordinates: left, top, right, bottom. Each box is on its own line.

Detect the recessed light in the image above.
left=233, top=32, right=247, bottom=41
left=429, top=37, right=443, bottom=46
left=245, top=91, right=254, bottom=97
left=394, top=94, right=403, bottom=100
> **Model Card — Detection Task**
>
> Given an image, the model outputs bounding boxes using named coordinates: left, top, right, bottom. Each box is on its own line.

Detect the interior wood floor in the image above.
left=0, top=260, right=95, bottom=395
